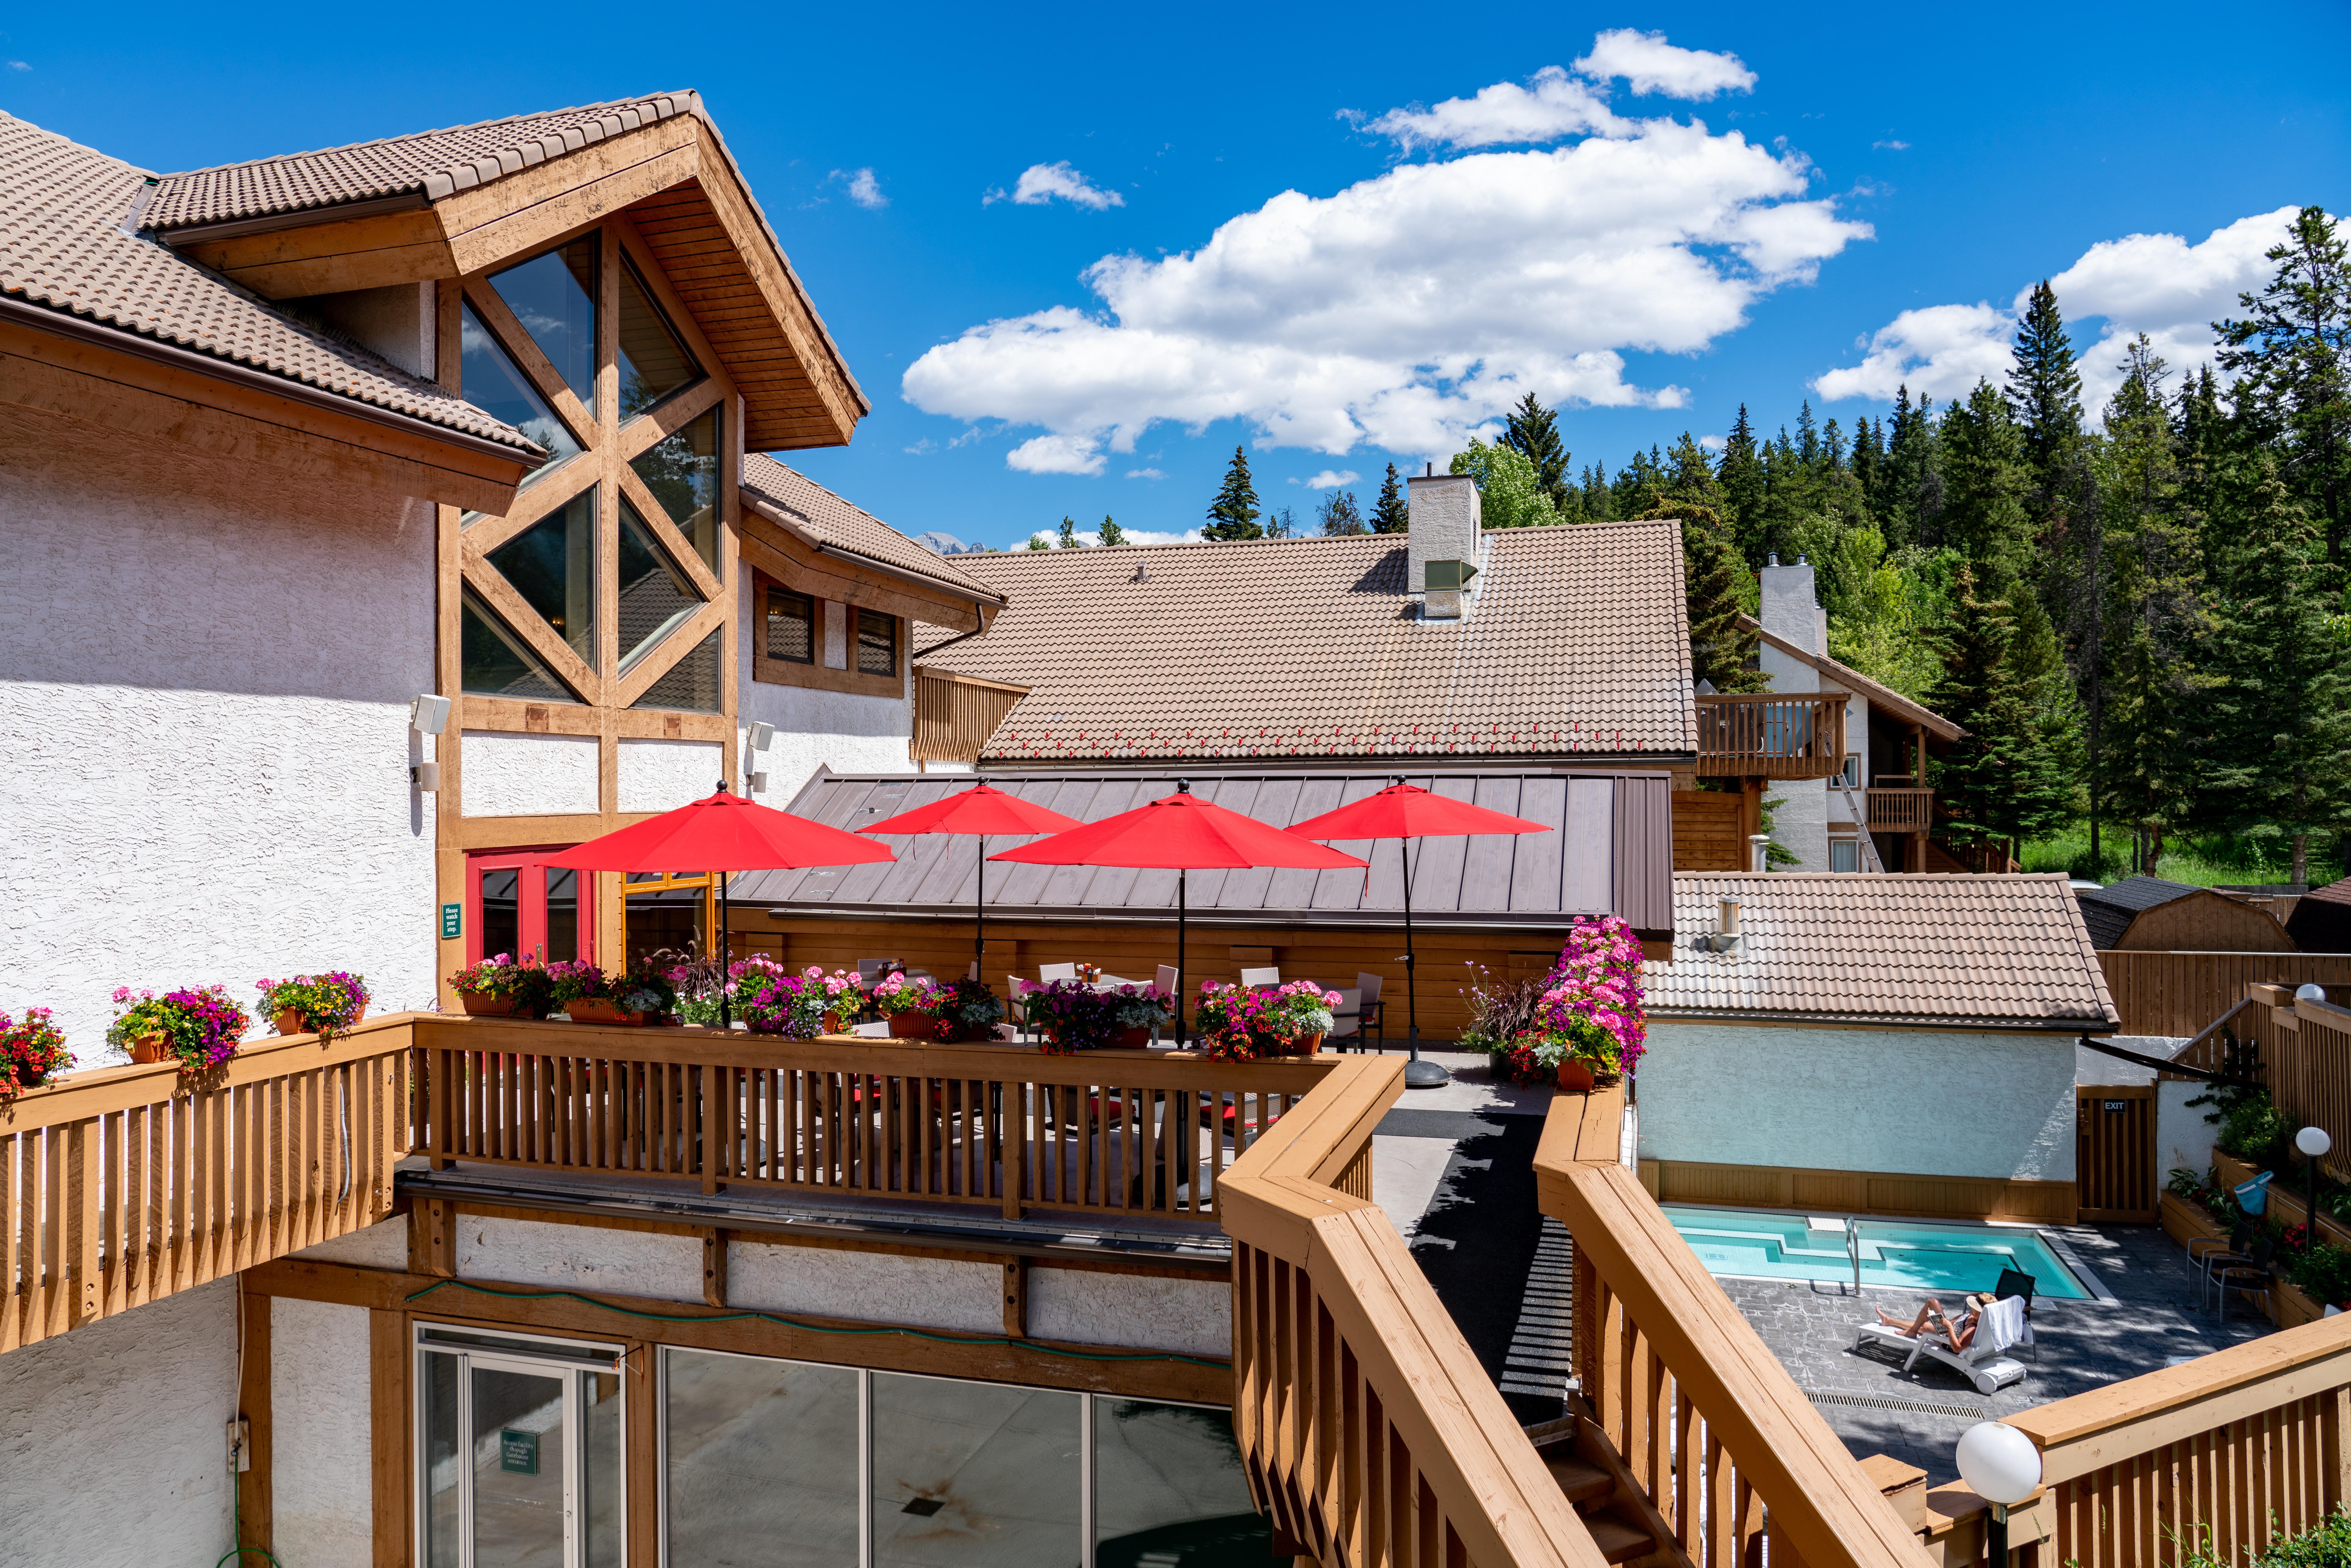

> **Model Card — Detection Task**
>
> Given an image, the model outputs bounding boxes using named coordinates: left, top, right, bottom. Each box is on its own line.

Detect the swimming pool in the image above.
left=1662, top=1206, right=2092, bottom=1300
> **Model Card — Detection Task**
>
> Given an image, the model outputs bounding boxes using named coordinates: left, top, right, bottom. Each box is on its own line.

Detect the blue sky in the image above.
left=6, top=2, right=2345, bottom=548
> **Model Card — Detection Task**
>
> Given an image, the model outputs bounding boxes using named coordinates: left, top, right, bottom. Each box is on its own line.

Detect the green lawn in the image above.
left=2020, top=825, right=2345, bottom=890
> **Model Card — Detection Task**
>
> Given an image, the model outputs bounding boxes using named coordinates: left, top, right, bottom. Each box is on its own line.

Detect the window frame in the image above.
left=466, top=847, right=597, bottom=967
left=749, top=571, right=906, bottom=697
left=855, top=606, right=899, bottom=679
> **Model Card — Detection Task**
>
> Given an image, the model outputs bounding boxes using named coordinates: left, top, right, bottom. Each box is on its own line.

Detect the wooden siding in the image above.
left=912, top=667, right=1028, bottom=765
left=2098, top=951, right=2351, bottom=1036
left=1670, top=791, right=1744, bottom=871
left=2105, top=889, right=2297, bottom=952
left=1636, top=1158, right=2079, bottom=1224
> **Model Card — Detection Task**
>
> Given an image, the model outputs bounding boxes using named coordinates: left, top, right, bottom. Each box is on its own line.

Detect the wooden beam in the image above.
left=703, top=1229, right=728, bottom=1309
left=740, top=513, right=975, bottom=627
left=369, top=1308, right=411, bottom=1568
left=409, top=1197, right=456, bottom=1278
left=238, top=1278, right=274, bottom=1559
left=438, top=117, right=704, bottom=277
left=1003, top=1257, right=1028, bottom=1338
left=175, top=207, right=455, bottom=298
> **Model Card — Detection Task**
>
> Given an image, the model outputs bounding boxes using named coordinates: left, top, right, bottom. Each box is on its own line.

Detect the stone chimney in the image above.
left=1405, top=472, right=1480, bottom=594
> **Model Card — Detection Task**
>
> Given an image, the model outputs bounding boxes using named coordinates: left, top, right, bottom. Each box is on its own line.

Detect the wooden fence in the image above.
left=1, top=1016, right=412, bottom=1355
left=1864, top=788, right=1934, bottom=831
left=2208, top=986, right=2351, bottom=1186
left=910, top=667, right=1028, bottom=764
left=417, top=1018, right=1329, bottom=1223
left=1694, top=693, right=1847, bottom=780
left=2098, top=952, right=2351, bottom=1038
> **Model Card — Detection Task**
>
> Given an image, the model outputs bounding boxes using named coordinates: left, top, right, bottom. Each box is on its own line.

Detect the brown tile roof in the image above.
left=0, top=112, right=538, bottom=452
left=1649, top=872, right=2118, bottom=1030
left=915, top=522, right=1695, bottom=763
left=146, top=93, right=699, bottom=231
left=739, top=455, right=1001, bottom=603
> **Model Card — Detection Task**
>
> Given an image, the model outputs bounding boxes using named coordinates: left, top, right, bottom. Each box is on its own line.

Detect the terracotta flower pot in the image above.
left=130, top=1034, right=171, bottom=1066
left=566, top=998, right=650, bottom=1027
left=1282, top=1032, right=1325, bottom=1057
left=459, top=993, right=521, bottom=1018
left=1555, top=1060, right=1596, bottom=1093
left=273, top=1008, right=307, bottom=1037
left=888, top=1011, right=942, bottom=1038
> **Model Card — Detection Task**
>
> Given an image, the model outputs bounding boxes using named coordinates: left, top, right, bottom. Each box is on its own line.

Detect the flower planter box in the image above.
left=888, top=1012, right=942, bottom=1039
left=2277, top=1278, right=2329, bottom=1328
left=2161, top=1191, right=2228, bottom=1251
left=458, top=994, right=523, bottom=1018
left=564, top=999, right=654, bottom=1027
left=273, top=1003, right=367, bottom=1037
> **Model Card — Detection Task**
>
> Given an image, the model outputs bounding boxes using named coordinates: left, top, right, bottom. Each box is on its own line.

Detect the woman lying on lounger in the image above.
left=1874, top=1297, right=1980, bottom=1352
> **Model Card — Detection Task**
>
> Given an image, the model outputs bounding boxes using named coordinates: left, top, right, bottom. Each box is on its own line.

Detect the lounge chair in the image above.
left=1239, top=966, right=1281, bottom=987
left=1991, top=1268, right=2040, bottom=1362
left=1854, top=1294, right=2032, bottom=1394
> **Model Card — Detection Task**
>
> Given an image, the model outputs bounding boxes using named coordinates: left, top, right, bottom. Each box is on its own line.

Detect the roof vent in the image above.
left=1131, top=559, right=1151, bottom=583
left=1422, top=558, right=1477, bottom=620
left=1694, top=896, right=1743, bottom=953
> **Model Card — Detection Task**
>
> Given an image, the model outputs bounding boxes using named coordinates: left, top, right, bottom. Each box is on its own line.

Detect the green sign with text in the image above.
left=500, top=1429, right=538, bottom=1475
left=440, top=903, right=462, bottom=941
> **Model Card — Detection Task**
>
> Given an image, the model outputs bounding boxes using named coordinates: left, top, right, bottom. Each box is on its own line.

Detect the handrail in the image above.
left=1694, top=693, right=1848, bottom=780
left=1533, top=1093, right=1934, bottom=1568
left=1863, top=787, right=1935, bottom=830
left=2, top=1012, right=414, bottom=1356
left=1219, top=1054, right=1612, bottom=1568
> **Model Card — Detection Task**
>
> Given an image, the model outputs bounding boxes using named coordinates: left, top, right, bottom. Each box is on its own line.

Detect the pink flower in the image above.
left=806, top=965, right=824, bottom=979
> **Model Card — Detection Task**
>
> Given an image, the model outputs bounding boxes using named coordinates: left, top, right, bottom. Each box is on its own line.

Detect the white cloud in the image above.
left=1362, top=66, right=1627, bottom=152
left=1026, top=525, right=1201, bottom=547
left=1125, top=467, right=1166, bottom=479
left=1873, top=139, right=1910, bottom=151
left=1305, top=469, right=1360, bottom=488
left=1811, top=208, right=2297, bottom=412
left=906, top=97, right=1866, bottom=473
left=988, top=161, right=1125, bottom=210
left=1699, top=434, right=1726, bottom=452
left=1574, top=29, right=1756, bottom=100
left=831, top=168, right=887, bottom=209
left=7, top=61, right=28, bottom=71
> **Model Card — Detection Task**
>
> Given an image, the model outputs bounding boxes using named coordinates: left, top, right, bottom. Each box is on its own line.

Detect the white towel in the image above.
left=1978, top=1294, right=2027, bottom=1356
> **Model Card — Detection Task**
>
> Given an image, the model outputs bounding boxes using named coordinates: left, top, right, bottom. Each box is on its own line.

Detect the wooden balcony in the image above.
left=1694, top=693, right=1847, bottom=779
left=1864, top=786, right=1934, bottom=830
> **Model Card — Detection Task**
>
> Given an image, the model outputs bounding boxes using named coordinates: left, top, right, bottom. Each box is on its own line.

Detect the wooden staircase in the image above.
left=1525, top=1410, right=1689, bottom=1567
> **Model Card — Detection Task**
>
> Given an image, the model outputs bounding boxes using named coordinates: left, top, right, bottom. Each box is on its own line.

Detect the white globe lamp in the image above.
left=2299, top=1126, right=2334, bottom=1240
left=1956, top=1422, right=2042, bottom=1560
left=2297, top=983, right=2327, bottom=1003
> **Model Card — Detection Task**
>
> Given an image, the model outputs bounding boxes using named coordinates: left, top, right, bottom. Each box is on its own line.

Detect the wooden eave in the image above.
left=161, top=112, right=867, bottom=452
left=740, top=506, right=999, bottom=634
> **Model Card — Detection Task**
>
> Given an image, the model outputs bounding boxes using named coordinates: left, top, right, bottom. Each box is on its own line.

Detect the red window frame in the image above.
left=466, top=848, right=596, bottom=967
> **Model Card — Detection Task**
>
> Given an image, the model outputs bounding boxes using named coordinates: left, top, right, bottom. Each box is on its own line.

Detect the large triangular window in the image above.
left=630, top=405, right=722, bottom=571
left=629, top=628, right=721, bottom=713
left=617, top=498, right=705, bottom=673
left=617, top=255, right=702, bottom=418
left=460, top=301, right=583, bottom=475
left=488, top=237, right=598, bottom=404
left=460, top=589, right=581, bottom=702
left=485, top=491, right=596, bottom=665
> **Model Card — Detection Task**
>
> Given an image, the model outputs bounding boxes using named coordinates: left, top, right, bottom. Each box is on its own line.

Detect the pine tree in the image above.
left=1099, top=515, right=1126, bottom=547
left=2217, top=205, right=2351, bottom=565
left=2006, top=281, right=2084, bottom=504
left=1882, top=387, right=1945, bottom=548
left=2201, top=456, right=2351, bottom=884
left=1057, top=515, right=1079, bottom=548
left=1203, top=444, right=1263, bottom=540
left=1938, top=380, right=2035, bottom=583
left=1502, top=392, right=1572, bottom=513
left=1638, top=435, right=1761, bottom=693
left=1263, top=505, right=1296, bottom=539
left=1316, top=490, right=1366, bottom=535
left=1024, top=533, right=1051, bottom=551
left=1370, top=462, right=1409, bottom=534
left=1717, top=404, right=1766, bottom=561
left=1578, top=462, right=1616, bottom=522
left=1926, top=565, right=2075, bottom=850
left=1851, top=417, right=1885, bottom=513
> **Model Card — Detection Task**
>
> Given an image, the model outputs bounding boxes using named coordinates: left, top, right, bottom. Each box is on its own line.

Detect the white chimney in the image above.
left=1406, top=472, right=1480, bottom=595
left=1759, top=556, right=1820, bottom=657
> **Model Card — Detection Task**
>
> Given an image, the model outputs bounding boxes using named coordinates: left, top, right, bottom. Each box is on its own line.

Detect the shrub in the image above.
left=2284, top=1243, right=2351, bottom=1309
left=2179, top=1507, right=2351, bottom=1568
left=613, top=959, right=677, bottom=1017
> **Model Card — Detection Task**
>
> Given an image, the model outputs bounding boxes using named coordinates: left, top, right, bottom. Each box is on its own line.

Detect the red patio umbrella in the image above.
left=1286, top=779, right=1551, bottom=1087
left=988, top=781, right=1368, bottom=1046
left=857, top=783, right=1087, bottom=982
left=546, top=785, right=896, bottom=1026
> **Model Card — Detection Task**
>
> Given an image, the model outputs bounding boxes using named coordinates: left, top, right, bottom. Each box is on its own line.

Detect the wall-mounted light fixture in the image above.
left=747, top=721, right=775, bottom=751
left=410, top=762, right=441, bottom=792
left=410, top=694, right=451, bottom=735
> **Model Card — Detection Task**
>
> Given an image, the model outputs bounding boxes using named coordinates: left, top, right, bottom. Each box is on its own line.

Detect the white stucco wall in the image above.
left=2160, top=1079, right=2216, bottom=1177
left=1028, top=1269, right=1230, bottom=1357
left=618, top=737, right=725, bottom=811
left=291, top=1215, right=410, bottom=1271
left=0, top=404, right=441, bottom=1054
left=272, top=1297, right=373, bottom=1564
left=736, top=573, right=917, bottom=808
left=1638, top=1021, right=2078, bottom=1181
left=0, top=1277, right=238, bottom=1561
left=728, top=1239, right=1002, bottom=1334
left=456, top=1215, right=703, bottom=1302
left=460, top=729, right=600, bottom=817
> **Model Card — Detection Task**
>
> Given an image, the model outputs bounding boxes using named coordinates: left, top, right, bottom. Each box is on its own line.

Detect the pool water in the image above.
left=1663, top=1206, right=2090, bottom=1300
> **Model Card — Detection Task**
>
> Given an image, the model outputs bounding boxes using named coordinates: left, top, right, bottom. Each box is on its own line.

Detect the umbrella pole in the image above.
left=975, top=836, right=986, bottom=983
left=1401, top=838, right=1449, bottom=1088
left=1177, top=868, right=1188, bottom=1050
left=719, top=874, right=732, bottom=1031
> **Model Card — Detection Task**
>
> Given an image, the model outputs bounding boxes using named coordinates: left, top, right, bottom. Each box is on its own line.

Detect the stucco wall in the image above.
left=1638, top=1021, right=2078, bottom=1181
left=460, top=729, right=600, bottom=817
left=618, top=737, right=725, bottom=811
left=737, top=573, right=917, bottom=808
left=728, top=1239, right=1001, bottom=1334
left=1028, top=1269, right=1229, bottom=1357
left=0, top=1277, right=238, bottom=1561
left=456, top=1215, right=703, bottom=1302
left=0, top=403, right=440, bottom=1054
left=272, top=1297, right=373, bottom=1563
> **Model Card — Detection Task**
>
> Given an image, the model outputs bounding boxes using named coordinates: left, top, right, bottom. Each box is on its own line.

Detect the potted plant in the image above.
left=561, top=959, right=679, bottom=1027
left=1103, top=983, right=1174, bottom=1048
left=1021, top=979, right=1114, bottom=1053
left=255, top=972, right=370, bottom=1041
left=1196, top=981, right=1271, bottom=1062
left=740, top=966, right=858, bottom=1038
left=930, top=977, right=1006, bottom=1042
left=0, top=1008, right=73, bottom=1108
left=1260, top=981, right=1340, bottom=1055
left=873, top=972, right=946, bottom=1038
left=1529, top=1015, right=1620, bottom=1092
left=107, top=986, right=250, bottom=1071
left=1482, top=915, right=1649, bottom=1086
left=545, top=959, right=626, bottom=1024
left=449, top=954, right=552, bottom=1018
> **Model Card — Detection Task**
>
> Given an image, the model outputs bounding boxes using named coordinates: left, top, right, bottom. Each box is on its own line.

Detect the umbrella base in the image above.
left=1403, top=1057, right=1452, bottom=1089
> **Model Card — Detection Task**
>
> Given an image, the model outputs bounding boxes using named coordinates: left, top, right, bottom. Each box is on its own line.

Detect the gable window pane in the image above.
left=460, top=589, right=578, bottom=702
left=616, top=254, right=702, bottom=417
left=766, top=587, right=815, bottom=664
left=629, top=628, right=721, bottom=713
left=856, top=609, right=897, bottom=677
left=485, top=490, right=595, bottom=665
left=630, top=405, right=721, bottom=570
left=618, top=499, right=705, bottom=672
left=487, top=237, right=598, bottom=404
left=460, top=302, right=582, bottom=474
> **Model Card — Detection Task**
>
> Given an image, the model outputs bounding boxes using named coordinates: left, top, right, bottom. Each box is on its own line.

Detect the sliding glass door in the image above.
left=419, top=1327, right=623, bottom=1568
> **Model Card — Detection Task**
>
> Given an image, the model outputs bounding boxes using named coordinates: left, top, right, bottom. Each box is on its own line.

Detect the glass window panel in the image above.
left=460, top=302, right=583, bottom=473
left=629, top=406, right=722, bottom=571
left=626, top=886, right=708, bottom=967
left=618, top=499, right=705, bottom=673
left=1829, top=837, right=1860, bottom=874
left=471, top=1363, right=568, bottom=1568
left=766, top=587, right=815, bottom=664
left=616, top=255, right=702, bottom=417
left=488, top=238, right=598, bottom=405
left=461, top=591, right=579, bottom=703
left=857, top=609, right=898, bottom=678
left=872, top=1372, right=1080, bottom=1568
left=485, top=491, right=596, bottom=666
left=479, top=867, right=520, bottom=964
left=664, top=1349, right=861, bottom=1567
left=423, top=1353, right=462, bottom=1568
left=582, top=1369, right=623, bottom=1568
left=545, top=868, right=580, bottom=963
left=628, top=628, right=722, bottom=714
left=1094, top=1401, right=1271, bottom=1566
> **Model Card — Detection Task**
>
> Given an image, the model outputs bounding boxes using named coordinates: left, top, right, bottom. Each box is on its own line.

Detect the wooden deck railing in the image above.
left=415, top=1018, right=1330, bottom=1223
left=1695, top=693, right=1848, bottom=780
left=1864, top=787, right=1934, bottom=831
left=2207, top=984, right=2351, bottom=1182
left=2000, top=1311, right=2351, bottom=1566
left=1533, top=1091, right=1936, bottom=1568
left=1219, top=1054, right=1614, bottom=1568
left=1, top=1014, right=412, bottom=1355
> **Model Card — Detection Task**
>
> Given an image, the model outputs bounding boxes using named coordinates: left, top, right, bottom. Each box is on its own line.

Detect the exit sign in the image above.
left=440, top=903, right=462, bottom=940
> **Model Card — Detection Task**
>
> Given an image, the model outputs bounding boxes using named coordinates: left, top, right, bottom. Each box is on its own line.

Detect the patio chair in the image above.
left=1006, top=976, right=1038, bottom=1042
left=1326, top=972, right=1385, bottom=1053
left=2195, top=1222, right=2257, bottom=1310
left=2213, top=1237, right=2278, bottom=1323
left=1239, top=967, right=1281, bottom=987
left=1039, top=963, right=1078, bottom=983
left=1854, top=1294, right=2031, bottom=1394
